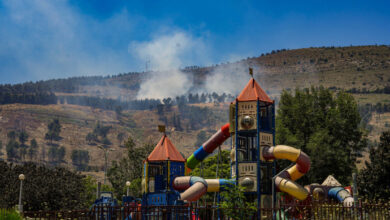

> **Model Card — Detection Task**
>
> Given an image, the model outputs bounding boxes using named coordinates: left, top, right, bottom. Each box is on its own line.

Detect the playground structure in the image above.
left=138, top=73, right=355, bottom=218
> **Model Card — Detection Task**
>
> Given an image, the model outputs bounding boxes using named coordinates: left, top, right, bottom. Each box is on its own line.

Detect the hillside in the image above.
left=0, top=103, right=229, bottom=181
left=0, top=45, right=389, bottom=180
left=82, top=45, right=390, bottom=99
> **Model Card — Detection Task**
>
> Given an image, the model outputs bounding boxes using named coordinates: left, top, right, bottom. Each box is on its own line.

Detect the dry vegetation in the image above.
left=0, top=45, right=389, bottom=176
left=0, top=103, right=226, bottom=176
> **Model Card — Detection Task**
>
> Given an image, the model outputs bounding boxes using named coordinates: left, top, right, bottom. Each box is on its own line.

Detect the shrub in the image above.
left=0, top=209, right=22, bottom=220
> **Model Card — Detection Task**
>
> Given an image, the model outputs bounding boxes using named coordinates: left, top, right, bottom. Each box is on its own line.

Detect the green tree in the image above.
left=276, top=87, right=365, bottom=185
left=191, top=150, right=231, bottom=179
left=82, top=176, right=115, bottom=206
left=18, top=130, right=28, bottom=147
left=93, top=121, right=111, bottom=138
left=57, top=146, right=66, bottom=162
left=86, top=121, right=112, bottom=145
left=220, top=184, right=257, bottom=220
left=45, top=119, right=62, bottom=143
left=0, top=161, right=89, bottom=211
left=358, top=131, right=390, bottom=200
left=86, top=132, right=98, bottom=145
left=7, top=131, right=16, bottom=140
left=19, top=146, right=27, bottom=161
left=71, top=149, right=90, bottom=171
left=107, top=137, right=154, bottom=198
left=48, top=146, right=66, bottom=165
left=6, top=140, right=19, bottom=161
left=102, top=137, right=112, bottom=146
left=28, top=139, right=38, bottom=161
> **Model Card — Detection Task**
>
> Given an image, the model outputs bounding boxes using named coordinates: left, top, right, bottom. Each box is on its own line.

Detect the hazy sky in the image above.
left=0, top=0, right=389, bottom=84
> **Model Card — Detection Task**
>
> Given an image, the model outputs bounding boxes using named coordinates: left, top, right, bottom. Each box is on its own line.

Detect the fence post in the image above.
left=97, top=182, right=101, bottom=199
left=352, top=173, right=358, bottom=206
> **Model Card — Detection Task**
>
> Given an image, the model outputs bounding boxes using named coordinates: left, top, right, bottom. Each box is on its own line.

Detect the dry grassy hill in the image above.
left=53, top=46, right=390, bottom=103
left=0, top=103, right=228, bottom=181
left=0, top=45, right=389, bottom=178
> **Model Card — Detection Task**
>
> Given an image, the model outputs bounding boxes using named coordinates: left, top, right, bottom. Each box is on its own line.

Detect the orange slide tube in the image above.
left=263, top=145, right=311, bottom=200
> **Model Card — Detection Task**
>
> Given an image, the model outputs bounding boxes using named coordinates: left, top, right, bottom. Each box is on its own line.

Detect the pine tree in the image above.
left=71, top=149, right=90, bottom=171
left=18, top=130, right=28, bottom=146
left=358, top=131, right=390, bottom=200
left=6, top=140, right=19, bottom=161
left=18, top=130, right=29, bottom=161
left=28, top=139, right=38, bottom=161
left=45, top=119, right=62, bottom=143
left=7, top=131, right=16, bottom=140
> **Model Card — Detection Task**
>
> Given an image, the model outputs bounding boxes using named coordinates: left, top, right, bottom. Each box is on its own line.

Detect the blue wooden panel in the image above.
left=154, top=175, right=165, bottom=192
left=147, top=193, right=167, bottom=206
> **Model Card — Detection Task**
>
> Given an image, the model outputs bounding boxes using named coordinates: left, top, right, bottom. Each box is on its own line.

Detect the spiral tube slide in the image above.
left=328, top=187, right=354, bottom=207
left=173, top=176, right=208, bottom=201
left=173, top=176, right=234, bottom=201
left=262, top=145, right=311, bottom=201
left=186, top=123, right=231, bottom=172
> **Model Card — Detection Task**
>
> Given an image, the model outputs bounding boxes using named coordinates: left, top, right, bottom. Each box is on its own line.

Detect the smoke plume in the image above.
left=130, top=32, right=207, bottom=99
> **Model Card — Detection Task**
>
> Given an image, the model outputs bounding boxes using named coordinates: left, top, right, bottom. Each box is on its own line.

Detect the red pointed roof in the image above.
left=237, top=78, right=273, bottom=103
left=146, top=135, right=185, bottom=162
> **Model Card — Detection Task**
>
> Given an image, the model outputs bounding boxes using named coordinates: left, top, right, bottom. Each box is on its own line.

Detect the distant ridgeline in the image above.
left=0, top=85, right=57, bottom=105
left=0, top=73, right=141, bottom=106
left=1, top=45, right=390, bottom=111
left=0, top=77, right=235, bottom=111
left=0, top=72, right=141, bottom=95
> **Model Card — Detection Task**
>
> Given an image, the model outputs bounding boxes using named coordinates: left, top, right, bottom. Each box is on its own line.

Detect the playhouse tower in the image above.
left=142, top=134, right=185, bottom=206
left=230, top=73, right=276, bottom=208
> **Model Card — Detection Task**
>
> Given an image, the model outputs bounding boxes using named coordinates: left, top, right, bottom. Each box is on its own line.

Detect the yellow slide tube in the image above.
left=267, top=145, right=311, bottom=201
left=275, top=176, right=308, bottom=201
left=273, top=145, right=301, bottom=162
left=205, top=179, right=220, bottom=192
left=286, top=165, right=305, bottom=181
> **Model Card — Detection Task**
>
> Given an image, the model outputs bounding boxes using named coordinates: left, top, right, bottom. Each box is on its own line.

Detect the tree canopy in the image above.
left=191, top=150, right=231, bottom=179
left=0, top=161, right=90, bottom=211
left=71, top=149, right=90, bottom=171
left=107, top=137, right=154, bottom=198
left=276, top=87, right=365, bottom=185
left=45, top=119, right=62, bottom=143
left=358, top=131, right=390, bottom=200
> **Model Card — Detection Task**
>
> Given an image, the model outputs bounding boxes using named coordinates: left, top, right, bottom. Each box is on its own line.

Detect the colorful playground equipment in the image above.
left=307, top=175, right=354, bottom=207
left=140, top=76, right=313, bottom=211
left=136, top=73, right=355, bottom=219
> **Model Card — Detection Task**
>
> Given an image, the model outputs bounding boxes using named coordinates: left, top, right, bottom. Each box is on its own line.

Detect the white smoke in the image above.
left=130, top=32, right=207, bottom=99
left=130, top=31, right=257, bottom=100
left=203, top=62, right=252, bottom=96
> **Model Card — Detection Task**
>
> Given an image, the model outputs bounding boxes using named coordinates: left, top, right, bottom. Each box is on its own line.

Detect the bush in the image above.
left=220, top=184, right=257, bottom=219
left=0, top=209, right=22, bottom=220
left=0, top=161, right=89, bottom=211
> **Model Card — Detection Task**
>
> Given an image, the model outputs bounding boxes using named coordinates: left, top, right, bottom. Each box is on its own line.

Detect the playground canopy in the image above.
left=237, top=78, right=273, bottom=103
left=146, top=135, right=185, bottom=162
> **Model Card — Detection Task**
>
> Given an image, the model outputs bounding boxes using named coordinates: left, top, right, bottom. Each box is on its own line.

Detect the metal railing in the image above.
left=22, top=201, right=390, bottom=220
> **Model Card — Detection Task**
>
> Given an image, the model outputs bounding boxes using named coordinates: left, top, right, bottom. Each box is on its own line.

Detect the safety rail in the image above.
left=22, top=202, right=390, bottom=220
